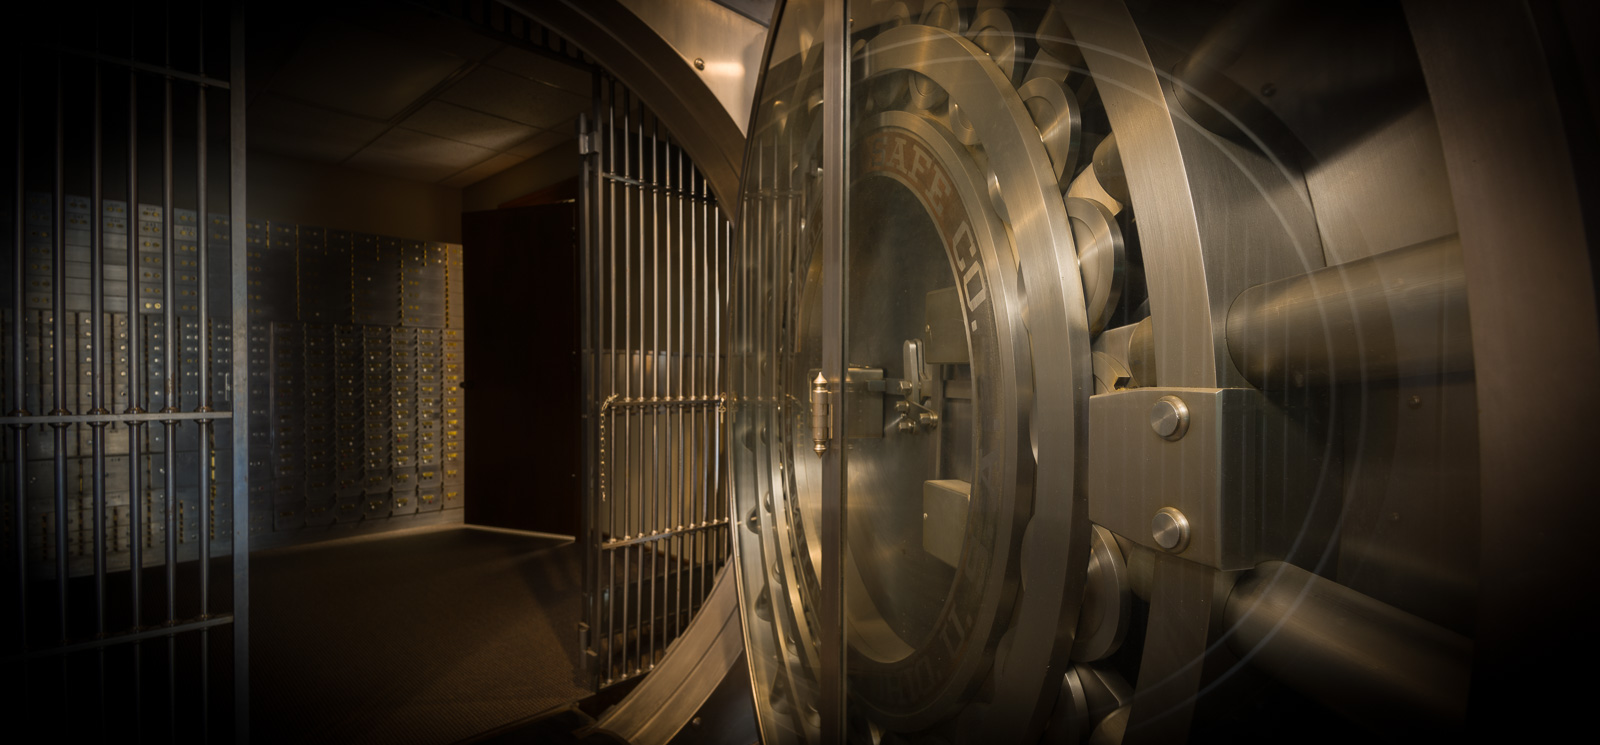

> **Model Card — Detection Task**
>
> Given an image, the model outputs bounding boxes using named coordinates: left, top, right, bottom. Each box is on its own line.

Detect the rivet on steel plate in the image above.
left=1151, top=507, right=1190, bottom=552
left=693, top=58, right=706, bottom=70
left=1149, top=395, right=1189, bottom=441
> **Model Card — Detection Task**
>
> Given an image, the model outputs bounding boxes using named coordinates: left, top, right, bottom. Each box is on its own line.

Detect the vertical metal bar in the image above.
left=230, top=8, right=252, bottom=737
left=10, top=49, right=29, bottom=659
left=676, top=143, right=687, bottom=641
left=196, top=70, right=213, bottom=739
left=701, top=168, right=712, bottom=607
left=624, top=85, right=635, bottom=678
left=50, top=56, right=70, bottom=648
left=820, top=0, right=849, bottom=735
left=622, top=85, right=631, bottom=548
left=635, top=102, right=646, bottom=676
left=160, top=72, right=179, bottom=739
left=580, top=69, right=596, bottom=682
left=90, top=60, right=108, bottom=638
left=681, top=165, right=690, bottom=624
left=687, top=167, right=698, bottom=616
left=621, top=85, right=634, bottom=678
left=688, top=212, right=696, bottom=607
left=704, top=189, right=717, bottom=608
left=619, top=532, right=630, bottom=679
left=694, top=167, right=706, bottom=613
left=124, top=60, right=144, bottom=735
left=604, top=76, right=616, bottom=687
left=720, top=169, right=727, bottom=529
left=90, top=60, right=111, bottom=732
left=649, top=111, right=660, bottom=670
left=663, top=128, right=673, bottom=657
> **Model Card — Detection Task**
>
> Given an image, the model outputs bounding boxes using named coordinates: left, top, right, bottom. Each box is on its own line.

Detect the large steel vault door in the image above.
left=729, top=0, right=1598, bottom=743
left=579, top=75, right=735, bottom=689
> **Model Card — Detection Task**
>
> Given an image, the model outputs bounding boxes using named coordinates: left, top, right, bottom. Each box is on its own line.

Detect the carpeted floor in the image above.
left=250, top=525, right=592, bottom=744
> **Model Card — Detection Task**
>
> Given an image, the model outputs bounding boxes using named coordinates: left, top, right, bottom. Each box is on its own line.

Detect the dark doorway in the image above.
left=462, top=203, right=582, bottom=535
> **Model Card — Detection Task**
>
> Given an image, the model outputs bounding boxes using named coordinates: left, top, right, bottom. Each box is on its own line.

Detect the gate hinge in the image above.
left=810, top=372, right=831, bottom=455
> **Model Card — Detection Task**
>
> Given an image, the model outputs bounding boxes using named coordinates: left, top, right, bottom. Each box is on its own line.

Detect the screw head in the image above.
left=1151, top=507, right=1190, bottom=552
left=693, top=58, right=706, bottom=71
left=1149, top=395, right=1190, bottom=441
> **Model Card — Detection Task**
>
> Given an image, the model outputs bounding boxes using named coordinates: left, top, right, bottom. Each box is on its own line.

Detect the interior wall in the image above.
left=461, top=146, right=579, bottom=212
left=247, top=149, right=465, bottom=242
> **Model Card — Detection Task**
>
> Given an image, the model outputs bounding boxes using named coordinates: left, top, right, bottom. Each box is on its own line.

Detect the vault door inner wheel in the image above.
left=730, top=2, right=1095, bottom=743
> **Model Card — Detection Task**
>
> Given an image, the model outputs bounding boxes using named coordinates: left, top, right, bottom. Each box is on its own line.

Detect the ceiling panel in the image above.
left=367, top=9, right=507, bottom=62
left=437, top=66, right=589, bottom=130
left=507, top=127, right=576, bottom=159
left=248, top=93, right=389, bottom=162
left=343, top=149, right=465, bottom=183
left=400, top=101, right=539, bottom=152
left=440, top=153, right=528, bottom=189
left=484, top=46, right=592, bottom=96
left=357, top=129, right=497, bottom=170
left=267, top=20, right=468, bottom=120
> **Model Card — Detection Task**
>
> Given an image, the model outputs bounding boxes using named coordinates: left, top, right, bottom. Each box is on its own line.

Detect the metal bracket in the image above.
left=865, top=339, right=941, bottom=434
left=1086, top=387, right=1337, bottom=570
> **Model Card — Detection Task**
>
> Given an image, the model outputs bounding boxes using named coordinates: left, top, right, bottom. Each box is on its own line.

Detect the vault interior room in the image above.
left=2, top=0, right=1598, bottom=743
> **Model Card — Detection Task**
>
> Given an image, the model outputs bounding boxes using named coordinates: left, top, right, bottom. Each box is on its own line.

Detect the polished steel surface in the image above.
left=724, top=0, right=1599, bottom=742
left=1146, top=396, right=1187, bottom=442
left=616, top=0, right=768, bottom=136
left=1070, top=525, right=1129, bottom=663
left=857, top=21, right=1092, bottom=742
left=1224, top=561, right=1471, bottom=731
left=1226, top=234, right=1470, bottom=388
left=1148, top=508, right=1187, bottom=553
left=1059, top=0, right=1323, bottom=391
left=1403, top=4, right=1600, bottom=729
left=1087, top=387, right=1333, bottom=570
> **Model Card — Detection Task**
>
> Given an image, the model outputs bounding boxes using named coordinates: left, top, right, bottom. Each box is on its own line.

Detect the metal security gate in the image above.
left=579, top=75, right=732, bottom=688
left=2, top=3, right=248, bottom=741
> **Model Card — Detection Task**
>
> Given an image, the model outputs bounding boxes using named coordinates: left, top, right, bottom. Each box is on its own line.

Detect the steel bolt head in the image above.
left=1149, top=395, right=1190, bottom=441
left=1151, top=507, right=1190, bottom=552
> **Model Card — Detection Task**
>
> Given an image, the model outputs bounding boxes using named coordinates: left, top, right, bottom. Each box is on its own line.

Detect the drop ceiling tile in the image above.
left=267, top=20, right=469, bottom=121
left=437, top=66, right=590, bottom=130
left=440, top=153, right=528, bottom=189
left=507, top=127, right=575, bottom=159
left=400, top=101, right=538, bottom=152
left=359, top=128, right=498, bottom=171
left=368, top=9, right=507, bottom=62
left=485, top=46, right=592, bottom=96
left=248, top=93, right=389, bottom=163
left=344, top=149, right=465, bottom=183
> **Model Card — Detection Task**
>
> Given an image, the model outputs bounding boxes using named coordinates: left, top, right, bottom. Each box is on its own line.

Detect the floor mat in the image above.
left=250, top=525, right=591, bottom=744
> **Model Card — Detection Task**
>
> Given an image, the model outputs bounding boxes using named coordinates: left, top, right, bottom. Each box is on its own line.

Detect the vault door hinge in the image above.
left=811, top=373, right=832, bottom=454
